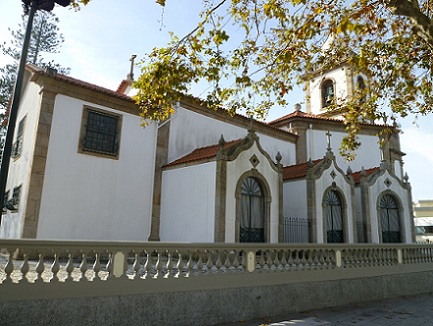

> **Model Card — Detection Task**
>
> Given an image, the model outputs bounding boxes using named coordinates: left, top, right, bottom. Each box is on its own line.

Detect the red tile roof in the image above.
left=164, top=139, right=242, bottom=168
left=29, top=66, right=134, bottom=103
left=268, top=110, right=341, bottom=125
left=283, top=159, right=323, bottom=181
left=350, top=167, right=380, bottom=184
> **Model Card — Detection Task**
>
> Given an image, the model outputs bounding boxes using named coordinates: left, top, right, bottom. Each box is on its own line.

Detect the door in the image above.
left=380, top=194, right=401, bottom=243
left=326, top=190, right=344, bottom=243
left=240, top=177, right=264, bottom=242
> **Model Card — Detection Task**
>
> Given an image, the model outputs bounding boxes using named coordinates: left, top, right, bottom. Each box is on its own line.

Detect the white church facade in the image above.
left=0, top=63, right=414, bottom=244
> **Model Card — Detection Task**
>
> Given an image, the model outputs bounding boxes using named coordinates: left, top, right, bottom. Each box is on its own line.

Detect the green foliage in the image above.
left=0, top=10, right=70, bottom=113
left=65, top=0, right=433, bottom=158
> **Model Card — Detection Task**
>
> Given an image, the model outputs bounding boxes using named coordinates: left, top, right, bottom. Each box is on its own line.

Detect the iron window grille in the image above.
left=80, top=108, right=121, bottom=158
left=12, top=116, right=26, bottom=159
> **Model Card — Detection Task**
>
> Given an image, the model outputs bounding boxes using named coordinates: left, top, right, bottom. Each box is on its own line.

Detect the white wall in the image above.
left=1, top=82, right=42, bottom=239
left=160, top=162, right=216, bottom=242
left=307, top=129, right=381, bottom=173
left=169, top=107, right=296, bottom=166
left=283, top=180, right=307, bottom=219
left=36, top=95, right=157, bottom=241
left=225, top=142, right=280, bottom=243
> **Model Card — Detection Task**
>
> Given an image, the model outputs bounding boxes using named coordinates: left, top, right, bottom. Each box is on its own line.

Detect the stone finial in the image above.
left=308, top=157, right=314, bottom=168
left=361, top=167, right=366, bottom=177
left=404, top=172, right=409, bottom=183
left=346, top=166, right=352, bottom=175
left=275, top=151, right=282, bottom=164
left=219, top=134, right=226, bottom=149
left=294, top=103, right=302, bottom=111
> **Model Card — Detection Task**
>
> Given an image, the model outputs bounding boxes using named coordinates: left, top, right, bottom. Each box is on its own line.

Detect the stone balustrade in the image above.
left=2, top=240, right=433, bottom=325
left=1, top=239, right=433, bottom=286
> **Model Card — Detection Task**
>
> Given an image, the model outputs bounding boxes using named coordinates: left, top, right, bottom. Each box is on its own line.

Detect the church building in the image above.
left=0, top=59, right=414, bottom=244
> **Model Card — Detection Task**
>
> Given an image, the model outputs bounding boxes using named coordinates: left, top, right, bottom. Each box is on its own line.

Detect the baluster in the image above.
left=232, top=251, right=240, bottom=272
left=193, top=251, right=202, bottom=275
left=185, top=251, right=193, bottom=277
left=299, top=250, right=306, bottom=271
left=215, top=251, right=223, bottom=273
left=311, top=250, right=318, bottom=270
left=305, top=249, right=313, bottom=270
left=35, top=253, right=45, bottom=283
left=317, top=249, right=327, bottom=270
left=205, top=251, right=213, bottom=274
left=131, top=251, right=141, bottom=280
left=93, top=251, right=101, bottom=281
left=279, top=250, right=287, bottom=271
left=79, top=252, right=88, bottom=281
left=288, top=250, right=295, bottom=271
left=224, top=251, right=232, bottom=272
left=174, top=250, right=183, bottom=278
left=265, top=250, right=273, bottom=272
left=50, top=252, right=60, bottom=283
left=241, top=251, right=248, bottom=271
left=65, top=252, right=75, bottom=282
left=19, top=253, right=29, bottom=283
left=273, top=250, right=281, bottom=272
left=143, top=251, right=152, bottom=279
left=4, top=248, right=15, bottom=283
left=257, top=251, right=265, bottom=272
left=164, top=250, right=173, bottom=278
left=153, top=250, right=162, bottom=279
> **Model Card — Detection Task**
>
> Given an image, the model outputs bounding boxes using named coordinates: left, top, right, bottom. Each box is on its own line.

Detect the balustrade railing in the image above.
left=1, top=240, right=433, bottom=285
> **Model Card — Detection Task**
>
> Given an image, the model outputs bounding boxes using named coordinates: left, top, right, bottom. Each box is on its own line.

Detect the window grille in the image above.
left=380, top=194, right=401, bottom=243
left=80, top=108, right=121, bottom=158
left=12, top=116, right=26, bottom=158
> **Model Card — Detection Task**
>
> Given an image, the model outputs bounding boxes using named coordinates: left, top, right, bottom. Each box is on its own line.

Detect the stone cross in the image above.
left=326, top=130, right=332, bottom=150
left=127, top=54, right=137, bottom=81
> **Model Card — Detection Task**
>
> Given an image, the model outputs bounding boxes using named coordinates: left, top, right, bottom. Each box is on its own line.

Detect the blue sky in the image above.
left=0, top=0, right=432, bottom=201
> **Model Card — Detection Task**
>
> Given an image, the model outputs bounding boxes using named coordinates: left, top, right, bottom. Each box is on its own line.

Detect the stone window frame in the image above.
left=12, top=115, right=27, bottom=160
left=78, top=106, right=122, bottom=160
left=2, top=190, right=9, bottom=214
left=321, top=79, right=335, bottom=109
left=321, top=185, right=349, bottom=243
left=376, top=191, right=404, bottom=243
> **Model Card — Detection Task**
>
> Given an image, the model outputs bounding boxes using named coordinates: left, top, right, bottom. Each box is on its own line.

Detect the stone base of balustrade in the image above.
left=0, top=270, right=432, bottom=326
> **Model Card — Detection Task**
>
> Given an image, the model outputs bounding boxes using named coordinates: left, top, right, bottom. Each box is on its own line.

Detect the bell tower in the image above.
left=305, top=38, right=367, bottom=118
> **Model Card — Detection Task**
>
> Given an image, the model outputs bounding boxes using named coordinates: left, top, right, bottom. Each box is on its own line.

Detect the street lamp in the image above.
left=0, top=0, right=71, bottom=226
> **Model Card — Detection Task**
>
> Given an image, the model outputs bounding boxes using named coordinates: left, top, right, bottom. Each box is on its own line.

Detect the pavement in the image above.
left=218, top=292, right=433, bottom=326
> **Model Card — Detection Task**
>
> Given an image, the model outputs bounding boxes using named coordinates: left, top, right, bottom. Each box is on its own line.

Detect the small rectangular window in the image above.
left=78, top=107, right=122, bottom=159
left=2, top=190, right=9, bottom=214
left=12, top=116, right=26, bottom=159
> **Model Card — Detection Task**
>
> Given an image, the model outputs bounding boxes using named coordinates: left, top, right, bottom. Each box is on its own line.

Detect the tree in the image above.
left=71, top=0, right=433, bottom=158
left=0, top=10, right=70, bottom=114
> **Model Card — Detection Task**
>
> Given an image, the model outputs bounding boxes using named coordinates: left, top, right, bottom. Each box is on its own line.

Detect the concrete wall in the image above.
left=36, top=95, right=157, bottom=241
left=1, top=269, right=432, bottom=326
left=160, top=162, right=216, bottom=242
left=0, top=82, right=42, bottom=239
left=169, top=106, right=296, bottom=166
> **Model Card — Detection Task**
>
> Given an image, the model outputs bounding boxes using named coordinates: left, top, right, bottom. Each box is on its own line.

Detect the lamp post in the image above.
left=0, top=0, right=71, bottom=227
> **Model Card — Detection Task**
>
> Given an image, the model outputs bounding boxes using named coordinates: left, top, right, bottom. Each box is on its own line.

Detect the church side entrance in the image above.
left=326, top=190, right=344, bottom=243
left=240, top=177, right=265, bottom=243
left=380, top=194, right=401, bottom=243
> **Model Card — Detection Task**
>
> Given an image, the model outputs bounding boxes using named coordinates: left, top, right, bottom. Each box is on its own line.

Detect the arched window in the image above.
left=321, top=79, right=334, bottom=108
left=240, top=177, right=264, bottom=242
left=380, top=194, right=401, bottom=243
left=356, top=75, right=366, bottom=103
left=326, top=190, right=344, bottom=243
